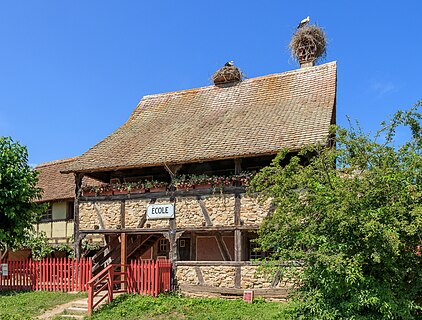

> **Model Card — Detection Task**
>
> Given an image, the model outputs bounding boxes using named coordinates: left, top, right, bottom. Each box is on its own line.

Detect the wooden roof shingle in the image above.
left=65, top=62, right=337, bottom=173
left=36, top=158, right=99, bottom=202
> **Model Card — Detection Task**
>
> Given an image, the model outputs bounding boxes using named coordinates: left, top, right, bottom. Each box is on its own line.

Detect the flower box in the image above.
left=113, top=189, right=128, bottom=195
left=82, top=191, right=96, bottom=197
left=99, top=190, right=113, bottom=196
left=149, top=186, right=167, bottom=193
left=194, top=183, right=213, bottom=190
left=129, top=187, right=146, bottom=194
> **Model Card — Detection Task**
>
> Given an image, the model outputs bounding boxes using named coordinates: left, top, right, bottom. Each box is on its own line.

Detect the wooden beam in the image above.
left=79, top=186, right=247, bottom=202
left=234, top=194, right=241, bottom=226
left=120, top=200, right=126, bottom=229
left=215, top=232, right=231, bottom=261
left=79, top=225, right=260, bottom=235
left=234, top=158, right=242, bottom=174
left=234, top=229, right=242, bottom=261
left=74, top=173, right=84, bottom=259
left=234, top=266, right=241, bottom=288
left=198, top=198, right=213, bottom=226
left=190, top=232, right=197, bottom=261
left=120, top=232, right=127, bottom=290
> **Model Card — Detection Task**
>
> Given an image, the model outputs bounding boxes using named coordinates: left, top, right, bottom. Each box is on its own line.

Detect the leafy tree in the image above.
left=22, top=232, right=53, bottom=260
left=0, top=137, right=44, bottom=251
left=250, top=103, right=422, bottom=319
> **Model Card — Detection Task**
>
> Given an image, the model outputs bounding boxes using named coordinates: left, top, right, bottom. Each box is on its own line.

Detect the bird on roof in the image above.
left=297, top=16, right=310, bottom=29
left=224, top=61, right=234, bottom=67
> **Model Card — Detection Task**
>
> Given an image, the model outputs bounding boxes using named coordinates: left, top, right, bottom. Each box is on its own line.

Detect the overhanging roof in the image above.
left=64, top=62, right=337, bottom=173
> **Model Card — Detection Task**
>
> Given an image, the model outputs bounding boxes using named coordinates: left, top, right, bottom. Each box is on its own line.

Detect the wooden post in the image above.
left=74, top=173, right=84, bottom=259
left=234, top=158, right=242, bottom=174
left=120, top=200, right=126, bottom=229
left=120, top=232, right=127, bottom=290
left=234, top=229, right=242, bottom=261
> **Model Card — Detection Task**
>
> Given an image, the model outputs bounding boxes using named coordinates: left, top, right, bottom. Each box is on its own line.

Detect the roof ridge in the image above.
left=36, top=156, right=79, bottom=168
left=141, top=61, right=337, bottom=100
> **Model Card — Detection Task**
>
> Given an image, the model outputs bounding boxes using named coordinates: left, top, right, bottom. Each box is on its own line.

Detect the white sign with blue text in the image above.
left=146, top=204, right=174, bottom=219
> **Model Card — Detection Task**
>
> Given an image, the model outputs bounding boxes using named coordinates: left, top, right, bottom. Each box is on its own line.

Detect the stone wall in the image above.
left=176, top=263, right=292, bottom=290
left=79, top=201, right=121, bottom=230
left=79, top=193, right=271, bottom=231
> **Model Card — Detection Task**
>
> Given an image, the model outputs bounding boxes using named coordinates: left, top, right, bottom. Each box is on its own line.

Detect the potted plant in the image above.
left=111, top=182, right=128, bottom=195
left=145, top=180, right=168, bottom=193
left=173, top=175, right=193, bottom=191
left=128, top=181, right=146, bottom=194
left=82, top=185, right=98, bottom=197
left=98, top=183, right=113, bottom=196
left=190, top=174, right=213, bottom=189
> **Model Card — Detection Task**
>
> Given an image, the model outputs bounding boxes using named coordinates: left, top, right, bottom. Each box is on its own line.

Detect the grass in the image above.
left=90, top=294, right=289, bottom=320
left=0, top=290, right=86, bottom=320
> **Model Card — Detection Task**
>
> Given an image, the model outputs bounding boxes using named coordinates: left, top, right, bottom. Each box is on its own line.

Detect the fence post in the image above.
left=108, top=267, right=114, bottom=303
left=87, top=279, right=93, bottom=316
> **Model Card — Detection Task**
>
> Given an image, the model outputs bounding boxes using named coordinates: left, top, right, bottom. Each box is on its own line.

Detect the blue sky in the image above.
left=0, top=1, right=421, bottom=165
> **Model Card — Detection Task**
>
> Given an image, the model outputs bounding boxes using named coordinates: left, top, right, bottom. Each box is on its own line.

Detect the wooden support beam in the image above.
left=234, top=194, right=241, bottom=226
left=190, top=232, right=197, bottom=261
left=120, top=232, right=127, bottom=290
left=215, top=232, right=231, bottom=261
left=234, top=267, right=241, bottom=288
left=234, top=229, right=242, bottom=261
left=198, top=198, right=213, bottom=226
left=120, top=200, right=126, bottom=229
left=74, top=173, right=84, bottom=259
left=234, top=158, right=242, bottom=174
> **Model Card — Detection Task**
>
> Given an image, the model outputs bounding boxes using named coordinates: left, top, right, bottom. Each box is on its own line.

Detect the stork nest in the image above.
left=212, top=66, right=244, bottom=85
left=289, top=25, right=327, bottom=64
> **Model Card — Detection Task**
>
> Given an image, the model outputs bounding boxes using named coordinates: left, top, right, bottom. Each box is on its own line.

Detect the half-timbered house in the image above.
left=63, top=61, right=337, bottom=297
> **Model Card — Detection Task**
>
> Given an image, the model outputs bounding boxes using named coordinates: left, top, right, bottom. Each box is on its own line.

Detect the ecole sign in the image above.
left=146, top=204, right=174, bottom=219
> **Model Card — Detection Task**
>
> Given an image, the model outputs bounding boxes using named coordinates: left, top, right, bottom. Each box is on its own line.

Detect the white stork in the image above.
left=297, top=16, right=310, bottom=29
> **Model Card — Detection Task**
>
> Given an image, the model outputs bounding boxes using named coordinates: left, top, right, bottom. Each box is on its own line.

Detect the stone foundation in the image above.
left=176, top=262, right=293, bottom=299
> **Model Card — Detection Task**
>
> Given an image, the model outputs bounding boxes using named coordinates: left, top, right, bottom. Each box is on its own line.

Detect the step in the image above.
left=65, top=306, right=87, bottom=315
left=58, top=315, right=85, bottom=319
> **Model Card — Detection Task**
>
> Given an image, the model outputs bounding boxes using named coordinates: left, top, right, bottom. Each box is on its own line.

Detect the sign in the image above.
left=243, top=290, right=254, bottom=303
left=147, top=204, right=174, bottom=219
left=1, top=264, right=8, bottom=276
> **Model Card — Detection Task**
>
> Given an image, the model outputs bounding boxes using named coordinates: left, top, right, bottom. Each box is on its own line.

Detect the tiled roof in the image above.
left=36, top=157, right=99, bottom=202
left=65, top=62, right=337, bottom=173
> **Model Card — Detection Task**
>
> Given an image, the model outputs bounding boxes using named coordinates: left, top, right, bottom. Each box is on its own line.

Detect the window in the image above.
left=40, top=204, right=52, bottom=222
left=249, top=242, right=263, bottom=260
left=67, top=201, right=74, bottom=220
left=158, top=239, right=168, bottom=252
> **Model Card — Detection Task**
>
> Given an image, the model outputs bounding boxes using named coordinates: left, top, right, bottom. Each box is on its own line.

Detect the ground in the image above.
left=89, top=294, right=289, bottom=320
left=0, top=291, right=86, bottom=320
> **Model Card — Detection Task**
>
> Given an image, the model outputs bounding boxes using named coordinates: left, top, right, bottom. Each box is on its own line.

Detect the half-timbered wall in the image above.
left=79, top=194, right=271, bottom=231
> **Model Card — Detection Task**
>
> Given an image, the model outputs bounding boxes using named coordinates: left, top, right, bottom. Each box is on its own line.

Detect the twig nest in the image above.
left=289, top=25, right=327, bottom=65
left=212, top=66, right=244, bottom=85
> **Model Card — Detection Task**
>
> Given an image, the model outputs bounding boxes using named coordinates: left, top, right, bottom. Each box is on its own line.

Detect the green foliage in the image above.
left=90, top=294, right=288, bottom=320
left=250, top=103, right=422, bottom=319
left=0, top=137, right=45, bottom=248
left=21, top=231, right=53, bottom=260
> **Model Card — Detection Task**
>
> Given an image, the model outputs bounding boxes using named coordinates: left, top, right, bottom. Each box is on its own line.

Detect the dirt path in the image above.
left=36, top=297, right=87, bottom=319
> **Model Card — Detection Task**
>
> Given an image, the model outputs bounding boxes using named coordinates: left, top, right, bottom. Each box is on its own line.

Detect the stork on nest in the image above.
left=289, top=20, right=327, bottom=66
left=212, top=61, right=244, bottom=85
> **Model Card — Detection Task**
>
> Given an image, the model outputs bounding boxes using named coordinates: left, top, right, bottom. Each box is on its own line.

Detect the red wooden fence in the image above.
left=87, top=259, right=171, bottom=316
left=0, top=258, right=92, bottom=292
left=127, top=259, right=171, bottom=295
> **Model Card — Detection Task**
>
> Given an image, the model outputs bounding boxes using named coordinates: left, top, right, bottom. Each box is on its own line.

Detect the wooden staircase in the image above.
left=91, top=234, right=163, bottom=274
